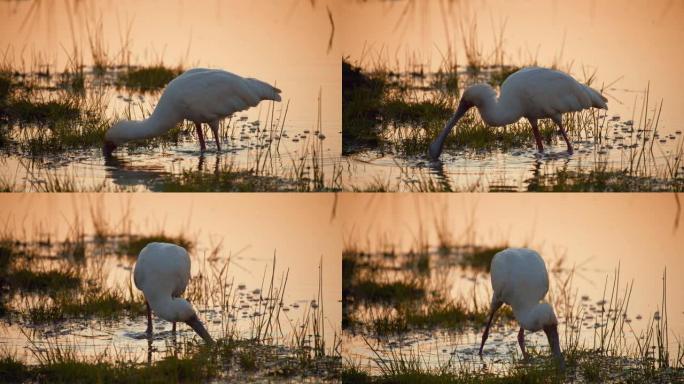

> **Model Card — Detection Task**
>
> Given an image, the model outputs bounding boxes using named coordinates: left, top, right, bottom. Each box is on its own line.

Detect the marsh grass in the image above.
left=119, top=233, right=194, bottom=258
left=117, top=65, right=183, bottom=92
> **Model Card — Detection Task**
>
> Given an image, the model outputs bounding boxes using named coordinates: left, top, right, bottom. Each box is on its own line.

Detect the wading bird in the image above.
left=133, top=242, right=212, bottom=343
left=104, top=68, right=281, bottom=156
left=428, top=67, right=607, bottom=159
left=479, top=248, right=564, bottom=369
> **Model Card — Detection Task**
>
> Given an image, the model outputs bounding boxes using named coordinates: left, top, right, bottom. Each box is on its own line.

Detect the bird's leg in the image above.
left=479, top=302, right=502, bottom=356
left=552, top=116, right=573, bottom=154
left=145, top=300, right=153, bottom=335
left=172, top=322, right=176, bottom=333
left=209, top=121, right=221, bottom=151
left=518, top=327, right=530, bottom=359
left=195, top=122, right=206, bottom=152
left=528, top=118, right=544, bottom=153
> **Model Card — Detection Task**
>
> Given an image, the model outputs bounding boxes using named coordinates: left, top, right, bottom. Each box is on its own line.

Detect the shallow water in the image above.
left=0, top=0, right=342, bottom=191
left=343, top=130, right=683, bottom=191
left=0, top=194, right=342, bottom=365
left=339, top=194, right=684, bottom=371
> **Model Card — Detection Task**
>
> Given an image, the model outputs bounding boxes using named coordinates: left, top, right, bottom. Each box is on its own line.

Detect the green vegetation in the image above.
left=350, top=280, right=425, bottom=304
left=342, top=58, right=386, bottom=152
left=527, top=166, right=683, bottom=192
left=0, top=336, right=340, bottom=383
left=461, top=246, right=508, bottom=272
left=6, top=269, right=81, bottom=293
left=117, top=65, right=183, bottom=92
left=120, top=233, right=194, bottom=258
left=25, top=286, right=145, bottom=323
left=0, top=99, right=80, bottom=125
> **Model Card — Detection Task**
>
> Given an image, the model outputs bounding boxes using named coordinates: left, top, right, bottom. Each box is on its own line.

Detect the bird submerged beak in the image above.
left=103, top=140, right=117, bottom=157
left=186, top=314, right=213, bottom=344
left=543, top=324, right=565, bottom=371
left=428, top=99, right=473, bottom=160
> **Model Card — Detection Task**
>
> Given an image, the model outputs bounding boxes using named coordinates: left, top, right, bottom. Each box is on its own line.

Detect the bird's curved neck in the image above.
left=514, top=302, right=542, bottom=331
left=477, top=91, right=520, bottom=127
left=146, top=294, right=180, bottom=322
left=126, top=102, right=181, bottom=141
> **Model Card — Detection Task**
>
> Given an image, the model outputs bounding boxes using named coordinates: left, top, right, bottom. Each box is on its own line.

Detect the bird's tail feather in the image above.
left=584, top=85, right=608, bottom=109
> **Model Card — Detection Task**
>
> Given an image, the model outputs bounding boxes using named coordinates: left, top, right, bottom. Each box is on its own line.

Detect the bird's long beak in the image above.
left=428, top=99, right=472, bottom=160
left=186, top=315, right=213, bottom=344
left=103, top=140, right=117, bottom=157
left=543, top=324, right=565, bottom=371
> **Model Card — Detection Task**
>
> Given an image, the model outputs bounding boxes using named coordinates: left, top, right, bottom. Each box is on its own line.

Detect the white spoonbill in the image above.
left=428, top=67, right=607, bottom=159
left=133, top=242, right=212, bottom=343
left=104, top=68, right=282, bottom=156
left=479, top=248, right=564, bottom=368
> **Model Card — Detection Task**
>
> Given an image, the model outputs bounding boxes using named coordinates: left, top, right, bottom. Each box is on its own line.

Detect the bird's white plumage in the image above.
left=134, top=242, right=191, bottom=319
left=499, top=67, right=607, bottom=121
left=490, top=247, right=549, bottom=313
left=480, top=247, right=563, bottom=365
left=105, top=68, right=281, bottom=146
left=161, top=68, right=282, bottom=124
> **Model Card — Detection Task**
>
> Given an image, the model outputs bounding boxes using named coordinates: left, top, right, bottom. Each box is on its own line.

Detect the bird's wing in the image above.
left=175, top=70, right=280, bottom=121
left=516, top=69, right=593, bottom=116
left=169, top=245, right=191, bottom=297
left=490, top=248, right=549, bottom=307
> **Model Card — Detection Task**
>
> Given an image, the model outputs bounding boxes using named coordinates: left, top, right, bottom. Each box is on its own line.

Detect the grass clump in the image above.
left=1, top=99, right=80, bottom=125
left=350, top=280, right=425, bottom=304
left=382, top=99, right=451, bottom=127
left=460, top=246, right=507, bottom=272
left=342, top=58, right=386, bottom=153
left=526, top=166, right=683, bottom=192
left=118, top=65, right=182, bottom=92
left=0, top=352, right=215, bottom=384
left=120, top=233, right=194, bottom=258
left=238, top=350, right=258, bottom=371
left=26, top=286, right=145, bottom=323
left=7, top=269, right=81, bottom=293
left=0, top=337, right=341, bottom=383
left=0, top=244, right=80, bottom=294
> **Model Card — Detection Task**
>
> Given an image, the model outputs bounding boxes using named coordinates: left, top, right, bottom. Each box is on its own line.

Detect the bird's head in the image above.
left=461, top=84, right=496, bottom=108
left=103, top=120, right=138, bottom=156
left=531, top=302, right=564, bottom=370
left=170, top=298, right=213, bottom=344
left=530, top=302, right=558, bottom=330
